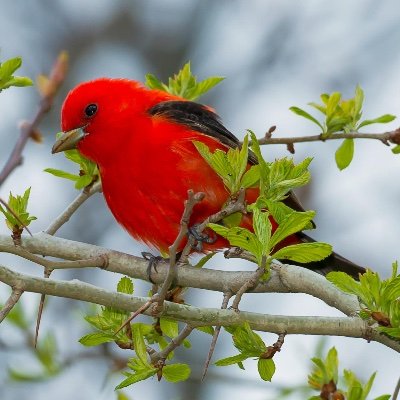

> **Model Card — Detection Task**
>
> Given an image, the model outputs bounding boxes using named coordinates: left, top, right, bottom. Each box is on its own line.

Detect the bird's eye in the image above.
left=84, top=103, right=98, bottom=118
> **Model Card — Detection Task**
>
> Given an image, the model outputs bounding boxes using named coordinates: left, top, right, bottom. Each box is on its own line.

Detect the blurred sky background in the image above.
left=1, top=0, right=400, bottom=399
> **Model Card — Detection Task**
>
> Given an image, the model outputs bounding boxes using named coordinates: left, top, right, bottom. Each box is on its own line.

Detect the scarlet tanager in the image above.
left=52, top=78, right=365, bottom=279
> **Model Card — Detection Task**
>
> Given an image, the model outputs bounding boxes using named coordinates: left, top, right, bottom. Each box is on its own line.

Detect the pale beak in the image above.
left=52, top=128, right=86, bottom=154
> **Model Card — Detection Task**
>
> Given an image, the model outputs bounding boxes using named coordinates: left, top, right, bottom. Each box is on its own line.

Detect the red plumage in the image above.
left=58, top=78, right=364, bottom=278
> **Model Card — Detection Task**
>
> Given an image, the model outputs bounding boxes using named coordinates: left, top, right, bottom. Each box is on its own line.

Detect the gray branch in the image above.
left=0, top=263, right=398, bottom=352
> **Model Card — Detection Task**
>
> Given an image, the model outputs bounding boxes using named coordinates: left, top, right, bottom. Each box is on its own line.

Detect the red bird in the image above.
left=52, top=78, right=364, bottom=279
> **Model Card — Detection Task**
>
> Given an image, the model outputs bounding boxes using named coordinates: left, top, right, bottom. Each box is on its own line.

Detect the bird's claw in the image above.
left=188, top=224, right=217, bottom=251
left=142, top=252, right=165, bottom=284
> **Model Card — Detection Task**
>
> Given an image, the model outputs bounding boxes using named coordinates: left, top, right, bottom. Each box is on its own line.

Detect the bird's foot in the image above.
left=188, top=224, right=217, bottom=251
left=141, top=252, right=168, bottom=284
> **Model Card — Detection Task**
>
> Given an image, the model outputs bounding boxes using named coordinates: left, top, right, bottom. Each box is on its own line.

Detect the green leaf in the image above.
left=144, top=73, right=166, bottom=91
left=186, top=76, right=225, bottom=100
left=374, top=396, right=391, bottom=400
left=115, top=368, right=156, bottom=389
left=353, top=85, right=364, bottom=118
left=75, top=174, right=93, bottom=189
left=2, top=76, right=33, bottom=89
left=362, top=371, right=376, bottom=399
left=392, top=145, right=400, bottom=154
left=146, top=62, right=223, bottom=100
left=233, top=323, right=266, bottom=354
left=79, top=332, right=115, bottom=346
left=194, top=252, right=216, bottom=268
left=257, top=358, right=276, bottom=381
left=162, top=364, right=191, bottom=382
left=358, top=114, right=396, bottom=128
left=44, top=168, right=79, bottom=181
left=215, top=353, right=249, bottom=366
left=326, top=272, right=364, bottom=298
left=117, top=392, right=131, bottom=400
left=326, top=92, right=341, bottom=117
left=160, top=318, right=179, bottom=338
left=208, top=223, right=261, bottom=263
left=335, top=138, right=354, bottom=170
left=289, top=106, right=324, bottom=131
left=384, top=276, right=400, bottom=300
left=241, top=165, right=260, bottom=188
left=4, top=301, right=29, bottom=329
left=269, top=210, right=315, bottom=249
left=0, top=57, right=22, bottom=79
left=196, top=325, right=214, bottom=335
left=117, top=277, right=134, bottom=295
left=377, top=326, right=400, bottom=338
left=272, top=242, right=332, bottom=263
left=252, top=207, right=271, bottom=253
left=132, top=324, right=148, bottom=365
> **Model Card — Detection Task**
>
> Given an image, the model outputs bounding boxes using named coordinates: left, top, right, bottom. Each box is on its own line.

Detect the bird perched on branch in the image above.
left=52, top=78, right=365, bottom=279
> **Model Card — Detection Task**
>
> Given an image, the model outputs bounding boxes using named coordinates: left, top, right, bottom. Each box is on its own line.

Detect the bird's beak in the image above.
left=52, top=128, right=86, bottom=154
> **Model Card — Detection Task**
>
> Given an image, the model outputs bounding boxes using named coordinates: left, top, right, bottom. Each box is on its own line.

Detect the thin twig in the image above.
left=179, top=188, right=247, bottom=262
left=198, top=188, right=247, bottom=232
left=201, top=291, right=233, bottom=381
left=0, top=52, right=68, bottom=187
left=231, top=257, right=267, bottom=311
left=393, top=376, right=400, bottom=400
left=261, top=332, right=286, bottom=359
left=114, top=299, right=154, bottom=335
left=151, top=324, right=194, bottom=364
left=254, top=128, right=400, bottom=147
left=0, top=287, right=23, bottom=323
left=45, top=181, right=102, bottom=235
left=34, top=268, right=52, bottom=347
left=155, top=190, right=204, bottom=312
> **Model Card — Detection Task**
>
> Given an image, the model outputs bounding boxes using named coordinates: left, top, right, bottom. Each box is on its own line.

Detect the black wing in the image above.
left=148, top=100, right=306, bottom=213
left=148, top=100, right=258, bottom=165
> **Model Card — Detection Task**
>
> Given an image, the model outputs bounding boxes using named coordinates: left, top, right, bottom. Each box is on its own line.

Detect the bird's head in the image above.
left=52, top=78, right=158, bottom=164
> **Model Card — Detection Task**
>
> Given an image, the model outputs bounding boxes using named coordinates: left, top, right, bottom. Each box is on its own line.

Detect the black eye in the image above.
left=84, top=103, right=98, bottom=117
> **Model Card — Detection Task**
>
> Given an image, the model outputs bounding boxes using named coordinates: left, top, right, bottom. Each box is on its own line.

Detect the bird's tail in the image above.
left=291, top=233, right=366, bottom=281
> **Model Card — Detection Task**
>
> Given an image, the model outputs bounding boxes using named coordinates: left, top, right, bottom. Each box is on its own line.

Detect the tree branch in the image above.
left=0, top=52, right=68, bottom=186
left=0, top=264, right=398, bottom=352
left=151, top=324, right=194, bottom=363
left=254, top=128, right=400, bottom=147
left=0, top=287, right=23, bottom=323
left=0, top=232, right=359, bottom=315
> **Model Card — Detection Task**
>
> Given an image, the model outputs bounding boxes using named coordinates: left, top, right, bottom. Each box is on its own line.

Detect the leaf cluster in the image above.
left=145, top=62, right=224, bottom=101
left=0, top=56, right=32, bottom=92
left=215, top=323, right=276, bottom=382
left=0, top=188, right=37, bottom=232
left=203, top=131, right=332, bottom=268
left=250, top=130, right=312, bottom=202
left=79, top=277, right=197, bottom=388
left=194, top=135, right=259, bottom=195
left=45, top=148, right=99, bottom=190
left=290, top=86, right=396, bottom=170
left=308, top=347, right=390, bottom=400
left=327, top=262, right=400, bottom=339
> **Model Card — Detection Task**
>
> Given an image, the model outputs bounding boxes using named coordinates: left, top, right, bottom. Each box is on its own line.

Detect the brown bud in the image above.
left=36, top=74, right=52, bottom=98
left=320, top=380, right=337, bottom=400
left=371, top=311, right=391, bottom=327
left=332, top=391, right=345, bottom=400
left=30, top=128, right=44, bottom=143
left=287, top=142, right=295, bottom=154
left=49, top=51, right=69, bottom=88
left=389, top=128, right=400, bottom=145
